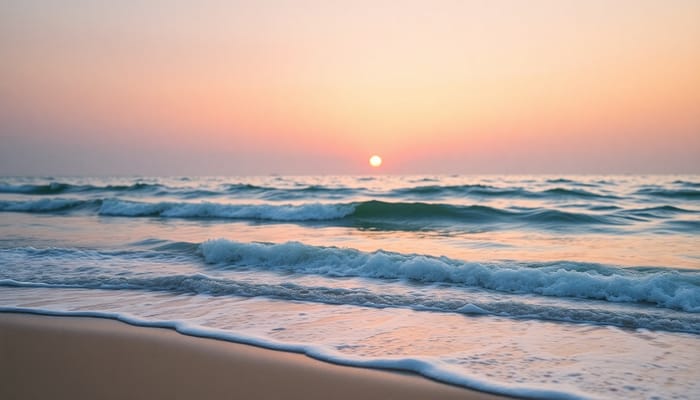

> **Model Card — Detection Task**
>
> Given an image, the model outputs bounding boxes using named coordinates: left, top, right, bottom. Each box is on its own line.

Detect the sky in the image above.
left=1, top=0, right=699, bottom=175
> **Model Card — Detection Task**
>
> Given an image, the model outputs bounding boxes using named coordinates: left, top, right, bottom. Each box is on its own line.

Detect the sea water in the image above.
left=0, top=175, right=698, bottom=399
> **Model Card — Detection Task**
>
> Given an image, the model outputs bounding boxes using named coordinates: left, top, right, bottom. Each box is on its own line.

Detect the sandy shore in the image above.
left=0, top=312, right=513, bottom=400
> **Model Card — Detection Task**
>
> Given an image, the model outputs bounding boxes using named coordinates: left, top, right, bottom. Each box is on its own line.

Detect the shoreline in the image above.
left=0, top=312, right=515, bottom=400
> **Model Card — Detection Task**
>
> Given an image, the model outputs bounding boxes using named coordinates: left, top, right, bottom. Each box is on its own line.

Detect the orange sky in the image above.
left=1, top=0, right=699, bottom=175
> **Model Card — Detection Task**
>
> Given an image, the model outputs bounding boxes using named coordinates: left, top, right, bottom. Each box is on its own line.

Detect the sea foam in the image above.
left=3, top=244, right=698, bottom=333
left=0, top=305, right=586, bottom=400
left=200, top=239, right=700, bottom=312
left=1, top=197, right=634, bottom=229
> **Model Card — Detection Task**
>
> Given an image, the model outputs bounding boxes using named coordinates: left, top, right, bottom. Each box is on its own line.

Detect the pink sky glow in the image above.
left=1, top=0, right=699, bottom=175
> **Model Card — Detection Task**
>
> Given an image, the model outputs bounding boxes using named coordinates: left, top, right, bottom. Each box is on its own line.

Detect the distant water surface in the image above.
left=1, top=175, right=698, bottom=399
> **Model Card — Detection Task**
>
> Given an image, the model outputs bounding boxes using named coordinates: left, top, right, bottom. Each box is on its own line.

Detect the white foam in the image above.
left=0, top=306, right=587, bottom=400
left=200, top=239, right=700, bottom=312
left=457, top=303, right=489, bottom=314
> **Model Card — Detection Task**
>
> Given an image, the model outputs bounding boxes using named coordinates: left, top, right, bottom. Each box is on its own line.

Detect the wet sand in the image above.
left=0, top=312, right=513, bottom=400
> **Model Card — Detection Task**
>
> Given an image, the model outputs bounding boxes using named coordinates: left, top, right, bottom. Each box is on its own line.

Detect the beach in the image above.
left=1, top=175, right=698, bottom=399
left=0, top=312, right=511, bottom=400
left=2, top=0, right=699, bottom=397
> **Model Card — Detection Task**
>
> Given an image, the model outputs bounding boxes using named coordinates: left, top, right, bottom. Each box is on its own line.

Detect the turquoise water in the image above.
left=1, top=175, right=699, bottom=399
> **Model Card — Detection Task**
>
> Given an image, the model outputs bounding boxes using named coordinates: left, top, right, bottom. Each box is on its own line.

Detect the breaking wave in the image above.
left=1, top=241, right=699, bottom=333
left=0, top=198, right=634, bottom=227
left=199, top=239, right=700, bottom=313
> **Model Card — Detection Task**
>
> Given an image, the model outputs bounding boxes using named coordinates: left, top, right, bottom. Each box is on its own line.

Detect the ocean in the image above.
left=0, top=175, right=698, bottom=399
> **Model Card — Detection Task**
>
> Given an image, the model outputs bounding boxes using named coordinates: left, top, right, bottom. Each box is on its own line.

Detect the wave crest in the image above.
left=0, top=181, right=161, bottom=195
left=0, top=198, right=678, bottom=230
left=200, top=239, right=700, bottom=313
left=99, top=199, right=356, bottom=221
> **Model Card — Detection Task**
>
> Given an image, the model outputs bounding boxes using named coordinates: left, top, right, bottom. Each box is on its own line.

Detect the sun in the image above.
left=369, top=155, right=382, bottom=168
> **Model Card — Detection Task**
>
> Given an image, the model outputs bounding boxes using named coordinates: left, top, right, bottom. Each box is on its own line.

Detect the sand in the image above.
left=0, top=312, right=513, bottom=400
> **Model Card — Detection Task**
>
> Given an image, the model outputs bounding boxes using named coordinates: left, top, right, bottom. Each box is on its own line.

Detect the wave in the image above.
left=635, top=187, right=700, bottom=200
left=0, top=198, right=355, bottom=221
left=389, top=185, right=613, bottom=200
left=540, top=187, right=611, bottom=198
left=1, top=197, right=681, bottom=232
left=2, top=243, right=699, bottom=332
left=672, top=180, right=700, bottom=188
left=0, top=306, right=585, bottom=400
left=98, top=199, right=356, bottom=221
left=0, top=181, right=162, bottom=195
left=0, top=198, right=97, bottom=212
left=0, top=182, right=73, bottom=194
left=621, top=205, right=697, bottom=220
left=390, top=184, right=526, bottom=198
left=1, top=242, right=699, bottom=333
left=0, top=180, right=364, bottom=201
left=4, top=179, right=697, bottom=205
left=0, top=198, right=632, bottom=230
left=3, top=274, right=697, bottom=335
left=0, top=179, right=620, bottom=201
left=199, top=239, right=700, bottom=313
left=546, top=178, right=576, bottom=184
left=353, top=201, right=624, bottom=227
left=227, top=183, right=358, bottom=194
left=354, top=200, right=511, bottom=221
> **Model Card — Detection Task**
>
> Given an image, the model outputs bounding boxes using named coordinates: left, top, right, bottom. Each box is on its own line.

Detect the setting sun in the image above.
left=1, top=2, right=698, bottom=399
left=369, top=155, right=382, bottom=168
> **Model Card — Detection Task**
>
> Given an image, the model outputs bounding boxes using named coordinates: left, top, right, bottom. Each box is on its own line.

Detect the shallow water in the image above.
left=1, top=175, right=699, bottom=399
